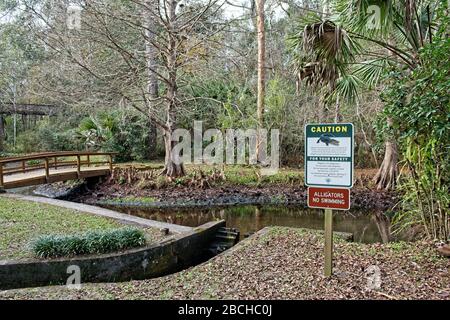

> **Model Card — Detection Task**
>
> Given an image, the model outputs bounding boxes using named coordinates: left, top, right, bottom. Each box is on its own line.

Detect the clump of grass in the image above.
left=30, top=228, right=146, bottom=259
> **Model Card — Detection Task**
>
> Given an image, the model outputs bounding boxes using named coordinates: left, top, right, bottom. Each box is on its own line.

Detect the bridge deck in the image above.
left=0, top=103, right=61, bottom=116
left=3, top=166, right=111, bottom=189
left=0, top=152, right=116, bottom=190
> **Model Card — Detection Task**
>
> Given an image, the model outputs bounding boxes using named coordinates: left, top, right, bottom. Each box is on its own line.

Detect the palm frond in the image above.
left=332, top=73, right=364, bottom=104
left=334, top=0, right=396, bottom=38
left=354, top=57, right=393, bottom=88
left=288, top=0, right=443, bottom=107
left=289, top=14, right=361, bottom=89
left=79, top=116, right=98, bottom=131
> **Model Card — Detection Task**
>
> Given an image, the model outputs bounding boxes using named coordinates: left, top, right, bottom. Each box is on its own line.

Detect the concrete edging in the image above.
left=0, top=220, right=225, bottom=290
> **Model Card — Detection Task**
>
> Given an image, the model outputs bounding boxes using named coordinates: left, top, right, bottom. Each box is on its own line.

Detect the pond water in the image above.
left=104, top=205, right=387, bottom=243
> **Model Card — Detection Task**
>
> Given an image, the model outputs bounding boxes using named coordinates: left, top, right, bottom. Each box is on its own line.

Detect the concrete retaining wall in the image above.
left=0, top=220, right=225, bottom=290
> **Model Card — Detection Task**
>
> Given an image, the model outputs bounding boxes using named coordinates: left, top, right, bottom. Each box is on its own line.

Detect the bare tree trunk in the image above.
left=372, top=37, right=402, bottom=190
left=161, top=0, right=185, bottom=177
left=373, top=139, right=398, bottom=190
left=22, top=115, right=27, bottom=131
left=146, top=120, right=157, bottom=159
left=334, top=96, right=341, bottom=123
left=322, top=0, right=330, bottom=16
left=12, top=86, right=17, bottom=148
left=0, top=116, right=4, bottom=152
left=255, top=0, right=265, bottom=163
left=162, top=91, right=185, bottom=177
left=163, top=127, right=185, bottom=177
left=143, top=0, right=158, bottom=159
left=318, top=98, right=326, bottom=123
left=13, top=115, right=17, bottom=149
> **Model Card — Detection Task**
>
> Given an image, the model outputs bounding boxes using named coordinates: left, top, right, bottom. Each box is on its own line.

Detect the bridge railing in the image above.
left=0, top=151, right=117, bottom=188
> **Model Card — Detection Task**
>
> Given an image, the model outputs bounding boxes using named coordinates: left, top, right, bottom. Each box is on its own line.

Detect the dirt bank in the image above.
left=76, top=183, right=397, bottom=211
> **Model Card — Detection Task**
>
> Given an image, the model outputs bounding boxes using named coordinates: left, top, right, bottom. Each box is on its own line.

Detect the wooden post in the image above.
left=44, top=158, right=50, bottom=182
left=109, top=154, right=113, bottom=172
left=76, top=155, right=81, bottom=177
left=87, top=155, right=90, bottom=167
left=324, top=209, right=333, bottom=277
left=54, top=157, right=57, bottom=169
left=22, top=160, right=25, bottom=173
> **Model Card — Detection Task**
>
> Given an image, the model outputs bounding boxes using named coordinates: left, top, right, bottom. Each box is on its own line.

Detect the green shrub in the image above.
left=26, top=159, right=41, bottom=166
left=30, top=228, right=146, bottom=258
left=9, top=114, right=84, bottom=154
left=77, top=111, right=152, bottom=162
left=379, top=16, right=450, bottom=241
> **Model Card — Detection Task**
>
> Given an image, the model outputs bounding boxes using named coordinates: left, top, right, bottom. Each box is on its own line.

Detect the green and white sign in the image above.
left=305, top=123, right=354, bottom=188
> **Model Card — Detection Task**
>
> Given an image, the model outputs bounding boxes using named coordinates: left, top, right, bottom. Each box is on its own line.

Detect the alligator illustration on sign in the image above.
left=317, top=134, right=340, bottom=146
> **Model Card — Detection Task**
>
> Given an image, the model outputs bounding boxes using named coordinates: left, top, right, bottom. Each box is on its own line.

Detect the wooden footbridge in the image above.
left=0, top=103, right=62, bottom=116
left=0, top=152, right=116, bottom=190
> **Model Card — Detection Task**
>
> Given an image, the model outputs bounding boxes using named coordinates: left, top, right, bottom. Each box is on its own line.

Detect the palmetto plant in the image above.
left=77, top=114, right=116, bottom=150
left=289, top=0, right=443, bottom=190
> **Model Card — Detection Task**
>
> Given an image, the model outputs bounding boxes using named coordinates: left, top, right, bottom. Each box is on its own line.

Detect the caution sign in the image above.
left=308, top=187, right=350, bottom=211
left=305, top=123, right=354, bottom=188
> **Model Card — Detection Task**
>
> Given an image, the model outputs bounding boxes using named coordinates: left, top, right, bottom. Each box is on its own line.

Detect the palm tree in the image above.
left=289, top=0, right=440, bottom=190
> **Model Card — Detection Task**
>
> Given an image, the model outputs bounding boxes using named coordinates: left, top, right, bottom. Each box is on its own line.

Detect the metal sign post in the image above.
left=305, top=123, right=354, bottom=277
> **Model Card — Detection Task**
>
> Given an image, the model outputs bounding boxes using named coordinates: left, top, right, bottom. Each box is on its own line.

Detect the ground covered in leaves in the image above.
left=1, top=227, right=448, bottom=300
left=0, top=197, right=166, bottom=261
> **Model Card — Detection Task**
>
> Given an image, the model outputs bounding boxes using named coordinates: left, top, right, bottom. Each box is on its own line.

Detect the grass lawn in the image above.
left=0, top=197, right=161, bottom=261
left=1, top=227, right=448, bottom=300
